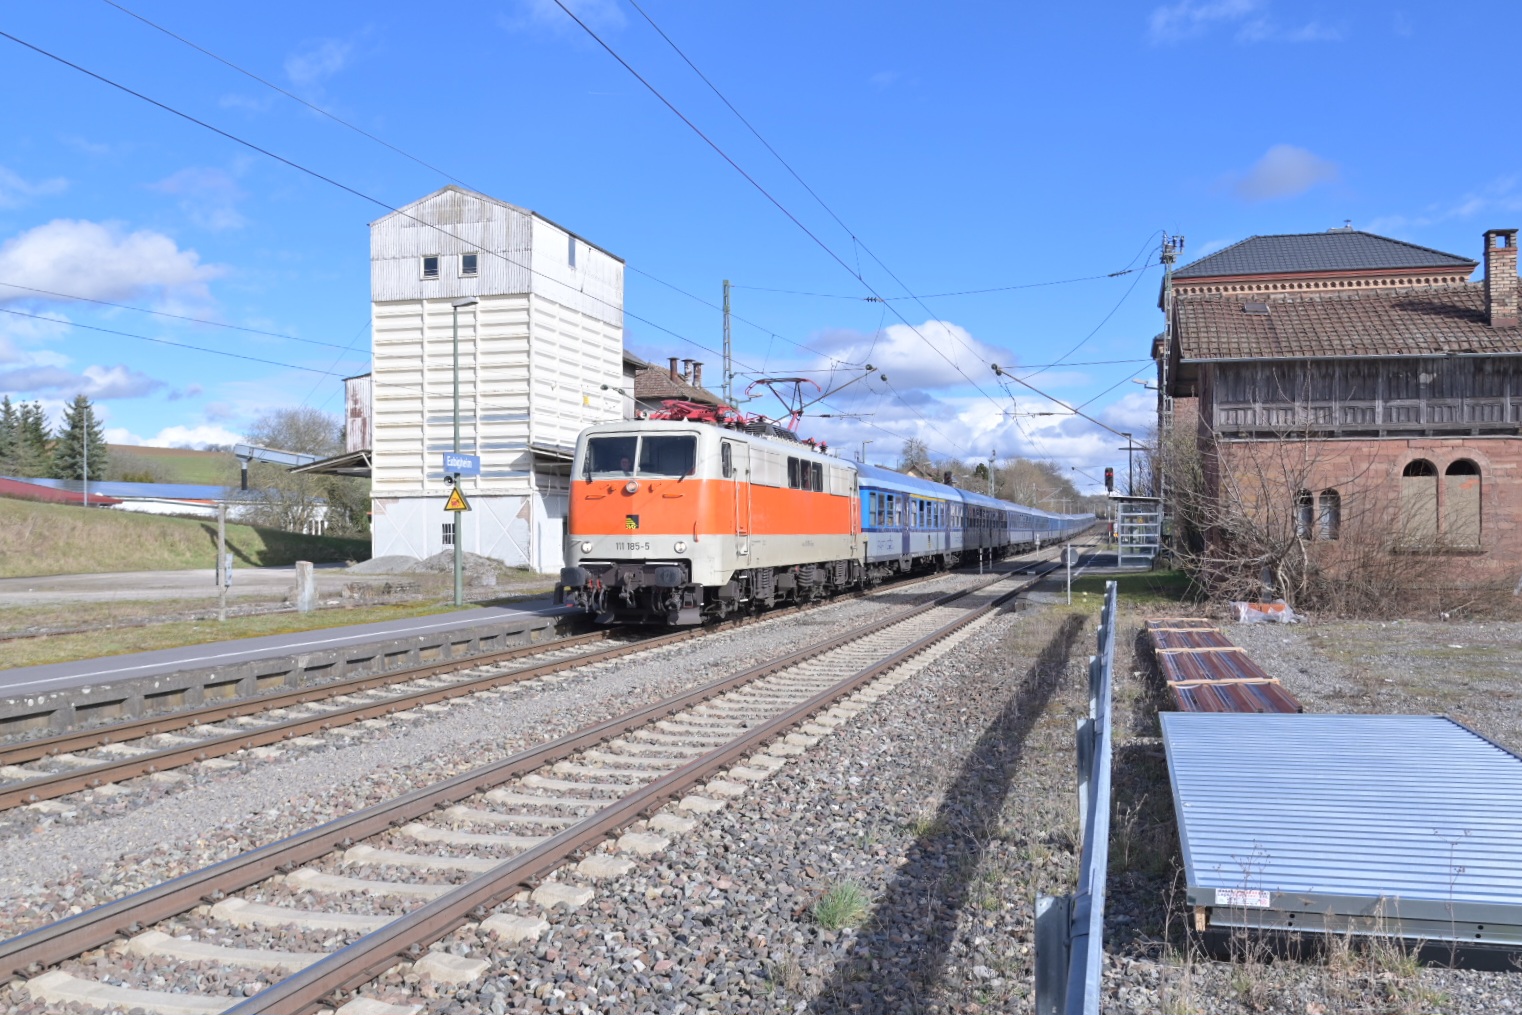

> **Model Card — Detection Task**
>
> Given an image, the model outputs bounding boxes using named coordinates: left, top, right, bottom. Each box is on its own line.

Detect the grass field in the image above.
left=1071, top=568, right=1196, bottom=608
left=107, top=444, right=235, bottom=485
left=0, top=601, right=463, bottom=669
left=0, top=498, right=369, bottom=578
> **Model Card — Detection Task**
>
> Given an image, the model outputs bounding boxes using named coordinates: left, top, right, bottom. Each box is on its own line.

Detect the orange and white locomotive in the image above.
left=558, top=416, right=1093, bottom=624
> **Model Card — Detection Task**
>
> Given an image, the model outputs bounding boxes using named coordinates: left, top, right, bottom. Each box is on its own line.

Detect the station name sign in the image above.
left=442, top=452, right=481, bottom=476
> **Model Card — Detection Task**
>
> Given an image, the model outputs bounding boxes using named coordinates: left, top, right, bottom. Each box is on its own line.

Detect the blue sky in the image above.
left=1, top=0, right=1518, bottom=491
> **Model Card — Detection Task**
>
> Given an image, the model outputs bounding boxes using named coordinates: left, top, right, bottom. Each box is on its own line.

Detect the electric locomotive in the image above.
left=558, top=415, right=1094, bottom=625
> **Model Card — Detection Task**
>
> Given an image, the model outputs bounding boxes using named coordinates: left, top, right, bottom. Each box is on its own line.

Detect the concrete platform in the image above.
left=0, top=599, right=577, bottom=737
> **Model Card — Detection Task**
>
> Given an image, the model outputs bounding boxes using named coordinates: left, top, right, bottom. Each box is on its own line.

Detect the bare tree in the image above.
left=242, top=408, right=369, bottom=536
left=1161, top=423, right=1506, bottom=617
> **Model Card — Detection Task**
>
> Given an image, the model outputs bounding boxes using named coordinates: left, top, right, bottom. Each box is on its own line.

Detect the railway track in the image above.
left=0, top=561, right=1061, bottom=1015
left=0, top=545, right=1081, bottom=814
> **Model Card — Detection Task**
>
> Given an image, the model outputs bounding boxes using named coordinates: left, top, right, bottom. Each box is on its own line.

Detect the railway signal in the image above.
left=1104, top=467, right=1114, bottom=492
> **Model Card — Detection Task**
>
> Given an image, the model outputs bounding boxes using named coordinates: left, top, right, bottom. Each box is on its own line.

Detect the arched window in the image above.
left=1443, top=460, right=1481, bottom=546
left=1318, top=489, right=1341, bottom=541
left=1400, top=460, right=1437, bottom=546
left=1294, top=489, right=1314, bottom=539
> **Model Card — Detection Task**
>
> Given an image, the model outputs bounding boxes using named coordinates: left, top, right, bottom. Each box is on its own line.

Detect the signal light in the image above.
left=1104, top=467, right=1114, bottom=492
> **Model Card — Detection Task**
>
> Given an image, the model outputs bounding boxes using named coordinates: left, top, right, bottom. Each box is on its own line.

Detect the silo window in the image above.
left=461, top=253, right=478, bottom=276
left=567, top=235, right=577, bottom=268
left=421, top=255, right=440, bottom=280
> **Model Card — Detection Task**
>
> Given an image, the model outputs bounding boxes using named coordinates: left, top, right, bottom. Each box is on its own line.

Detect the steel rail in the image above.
left=0, top=548, right=1076, bottom=810
left=0, top=542, right=1023, bottom=760
left=0, top=568, right=1046, bottom=979
left=226, top=568, right=1050, bottom=1015
left=0, top=630, right=615, bottom=766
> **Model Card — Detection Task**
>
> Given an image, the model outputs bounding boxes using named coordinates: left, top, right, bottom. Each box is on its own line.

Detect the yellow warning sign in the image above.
left=444, top=487, right=470, bottom=512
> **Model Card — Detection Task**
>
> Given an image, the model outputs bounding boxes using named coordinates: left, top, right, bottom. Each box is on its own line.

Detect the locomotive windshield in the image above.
left=584, top=434, right=697, bottom=478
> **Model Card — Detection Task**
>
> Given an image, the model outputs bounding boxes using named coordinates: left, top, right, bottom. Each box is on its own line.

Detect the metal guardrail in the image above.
left=1035, top=579, right=1118, bottom=1015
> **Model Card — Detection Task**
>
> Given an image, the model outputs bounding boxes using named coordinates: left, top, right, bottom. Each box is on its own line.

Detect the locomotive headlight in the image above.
left=673, top=540, right=688, bottom=554
left=624, top=480, right=639, bottom=494
left=580, top=540, right=593, bottom=553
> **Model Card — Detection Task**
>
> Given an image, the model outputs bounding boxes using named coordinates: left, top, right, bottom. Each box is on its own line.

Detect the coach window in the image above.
left=721, top=442, right=734, bottom=478
left=1400, top=460, right=1438, bottom=546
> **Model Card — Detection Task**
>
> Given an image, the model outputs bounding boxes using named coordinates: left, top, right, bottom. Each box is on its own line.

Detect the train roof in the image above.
left=856, top=463, right=957, bottom=498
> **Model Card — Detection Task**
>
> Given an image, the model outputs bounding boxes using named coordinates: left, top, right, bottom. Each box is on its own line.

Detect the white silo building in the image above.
left=369, top=186, right=625, bottom=572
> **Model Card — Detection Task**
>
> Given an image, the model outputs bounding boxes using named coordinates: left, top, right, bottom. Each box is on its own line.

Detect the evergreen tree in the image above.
left=50, top=394, right=108, bottom=482
left=13, top=402, right=52, bottom=478
left=0, top=396, right=17, bottom=476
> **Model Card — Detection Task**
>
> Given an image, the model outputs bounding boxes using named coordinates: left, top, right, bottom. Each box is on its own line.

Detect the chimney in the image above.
left=681, top=359, right=693, bottom=384
left=691, top=361, right=703, bottom=387
left=668, top=357, right=680, bottom=381
left=1484, top=229, right=1519, bottom=328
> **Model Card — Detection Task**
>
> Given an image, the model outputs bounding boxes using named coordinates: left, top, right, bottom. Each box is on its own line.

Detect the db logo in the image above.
left=624, top=515, right=640, bottom=530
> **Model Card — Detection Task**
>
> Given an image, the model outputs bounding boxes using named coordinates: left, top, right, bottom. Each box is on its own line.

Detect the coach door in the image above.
left=724, top=440, right=750, bottom=557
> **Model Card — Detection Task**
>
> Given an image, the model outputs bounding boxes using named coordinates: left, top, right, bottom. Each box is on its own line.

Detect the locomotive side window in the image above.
left=721, top=442, right=734, bottom=478
left=586, top=435, right=638, bottom=477
left=639, top=435, right=697, bottom=477
left=811, top=462, right=823, bottom=492
left=787, top=457, right=801, bottom=489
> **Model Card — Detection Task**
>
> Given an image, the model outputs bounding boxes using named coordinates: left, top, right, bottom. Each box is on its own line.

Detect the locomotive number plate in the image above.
left=615, top=541, right=652, bottom=551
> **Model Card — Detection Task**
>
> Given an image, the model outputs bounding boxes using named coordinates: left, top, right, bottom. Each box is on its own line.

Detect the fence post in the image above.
left=1034, top=893, right=1073, bottom=1015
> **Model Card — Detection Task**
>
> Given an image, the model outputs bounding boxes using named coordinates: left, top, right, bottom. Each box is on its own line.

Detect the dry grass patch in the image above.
left=0, top=498, right=368, bottom=578
left=0, top=601, right=465, bottom=669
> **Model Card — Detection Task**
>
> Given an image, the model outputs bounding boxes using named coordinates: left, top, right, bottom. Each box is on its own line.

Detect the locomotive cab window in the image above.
left=585, top=435, right=638, bottom=477
left=638, top=435, right=697, bottom=477
left=721, top=442, right=734, bottom=478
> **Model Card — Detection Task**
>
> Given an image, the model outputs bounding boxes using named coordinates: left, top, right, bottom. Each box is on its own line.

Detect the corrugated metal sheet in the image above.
left=1163, top=713, right=1522, bottom=944
left=344, top=374, right=372, bottom=453
left=1146, top=618, right=1301, bottom=713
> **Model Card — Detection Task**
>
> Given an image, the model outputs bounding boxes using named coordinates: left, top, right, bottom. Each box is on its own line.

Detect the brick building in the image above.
left=1157, top=226, right=1522, bottom=591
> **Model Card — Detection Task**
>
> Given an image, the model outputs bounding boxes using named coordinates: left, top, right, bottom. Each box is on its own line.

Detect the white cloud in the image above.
left=810, top=319, right=1012, bottom=392
left=1367, top=175, right=1522, bottom=235
left=138, top=423, right=245, bottom=449
left=0, top=361, right=166, bottom=399
left=149, top=166, right=247, bottom=231
left=0, top=219, right=225, bottom=305
left=501, top=0, right=626, bottom=35
left=284, top=39, right=354, bottom=88
left=1148, top=0, right=1258, bottom=43
left=1228, top=144, right=1339, bottom=201
left=1149, top=0, right=1341, bottom=44
left=0, top=165, right=68, bottom=209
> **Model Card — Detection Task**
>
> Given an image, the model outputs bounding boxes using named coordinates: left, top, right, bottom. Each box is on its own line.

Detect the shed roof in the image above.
left=1175, top=230, right=1475, bottom=279
left=1162, top=712, right=1522, bottom=940
left=1174, top=284, right=1522, bottom=360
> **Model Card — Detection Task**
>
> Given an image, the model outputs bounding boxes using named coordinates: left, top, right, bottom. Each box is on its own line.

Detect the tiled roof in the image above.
left=633, top=365, right=722, bottom=405
left=1174, top=231, right=1476, bottom=279
left=1175, top=284, right=1522, bottom=360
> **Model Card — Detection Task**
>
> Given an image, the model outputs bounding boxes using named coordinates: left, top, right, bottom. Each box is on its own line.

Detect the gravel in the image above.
left=1097, top=606, right=1522, bottom=1014
left=0, top=568, right=997, bottom=946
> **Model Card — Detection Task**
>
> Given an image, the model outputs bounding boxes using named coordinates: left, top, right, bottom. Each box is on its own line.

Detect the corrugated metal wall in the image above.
left=369, top=187, right=625, bottom=571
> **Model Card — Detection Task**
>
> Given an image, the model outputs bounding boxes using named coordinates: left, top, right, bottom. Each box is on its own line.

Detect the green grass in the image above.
left=0, top=497, right=369, bottom=578
left=811, top=882, right=871, bottom=930
left=1070, top=568, right=1195, bottom=607
left=107, top=444, right=235, bottom=485
left=0, top=601, right=461, bottom=670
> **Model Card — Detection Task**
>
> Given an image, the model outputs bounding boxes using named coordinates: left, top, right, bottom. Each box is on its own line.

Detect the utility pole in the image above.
left=1158, top=234, right=1183, bottom=513
left=722, top=279, right=733, bottom=406
left=82, top=425, right=89, bottom=508
left=451, top=297, right=479, bottom=607
left=987, top=449, right=996, bottom=496
left=216, top=502, right=227, bottom=622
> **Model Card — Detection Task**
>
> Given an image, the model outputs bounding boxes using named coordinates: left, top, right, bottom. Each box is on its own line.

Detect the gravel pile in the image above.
left=346, top=554, right=423, bottom=574
left=1097, top=608, right=1522, bottom=1014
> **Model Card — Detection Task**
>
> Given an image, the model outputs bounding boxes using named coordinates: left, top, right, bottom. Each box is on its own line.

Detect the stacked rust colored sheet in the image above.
left=1145, top=618, right=1303, bottom=714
